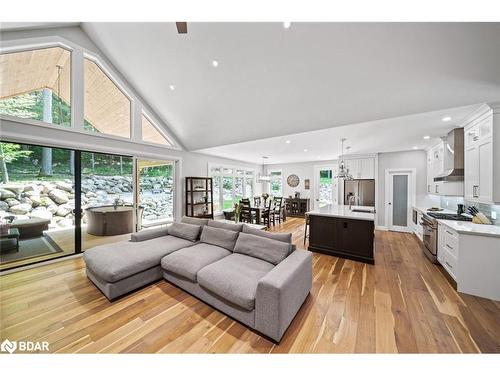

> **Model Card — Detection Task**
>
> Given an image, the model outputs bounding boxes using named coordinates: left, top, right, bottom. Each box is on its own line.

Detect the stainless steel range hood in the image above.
left=434, top=128, right=464, bottom=182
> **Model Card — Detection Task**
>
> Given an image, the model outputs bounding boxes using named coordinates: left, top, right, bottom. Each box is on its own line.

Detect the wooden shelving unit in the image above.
left=185, top=177, right=214, bottom=219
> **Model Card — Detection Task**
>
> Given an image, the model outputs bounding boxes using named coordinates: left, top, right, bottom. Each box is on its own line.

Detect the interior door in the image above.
left=387, top=171, right=412, bottom=232
left=313, top=165, right=338, bottom=209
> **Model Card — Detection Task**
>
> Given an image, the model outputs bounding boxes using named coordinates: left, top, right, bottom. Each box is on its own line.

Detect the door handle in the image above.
left=388, top=202, right=392, bottom=205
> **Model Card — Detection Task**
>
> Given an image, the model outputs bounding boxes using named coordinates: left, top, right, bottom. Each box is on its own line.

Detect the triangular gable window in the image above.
left=141, top=113, right=173, bottom=146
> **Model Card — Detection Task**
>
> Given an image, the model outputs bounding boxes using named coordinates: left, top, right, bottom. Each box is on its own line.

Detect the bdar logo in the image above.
left=1, top=339, right=17, bottom=354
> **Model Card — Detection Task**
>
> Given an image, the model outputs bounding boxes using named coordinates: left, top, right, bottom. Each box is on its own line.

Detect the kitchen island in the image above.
left=306, top=205, right=375, bottom=264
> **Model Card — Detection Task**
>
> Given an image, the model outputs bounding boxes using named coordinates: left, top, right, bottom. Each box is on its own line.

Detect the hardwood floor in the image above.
left=0, top=218, right=499, bottom=353
left=0, top=226, right=132, bottom=271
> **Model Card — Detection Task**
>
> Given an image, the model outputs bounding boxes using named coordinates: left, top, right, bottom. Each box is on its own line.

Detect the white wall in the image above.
left=376, top=150, right=439, bottom=227
left=264, top=159, right=340, bottom=200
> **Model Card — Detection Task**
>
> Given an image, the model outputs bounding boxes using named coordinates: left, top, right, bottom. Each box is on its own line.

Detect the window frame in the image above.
left=0, top=36, right=180, bottom=151
left=0, top=43, right=74, bottom=128
left=82, top=53, right=133, bottom=140
left=208, top=162, right=256, bottom=214
left=140, top=110, right=175, bottom=147
left=268, top=169, right=283, bottom=197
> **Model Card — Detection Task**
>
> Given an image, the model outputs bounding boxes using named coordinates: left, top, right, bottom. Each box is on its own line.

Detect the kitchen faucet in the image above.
left=348, top=195, right=356, bottom=210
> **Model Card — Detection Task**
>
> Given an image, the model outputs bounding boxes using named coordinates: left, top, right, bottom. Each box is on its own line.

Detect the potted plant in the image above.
left=234, top=203, right=241, bottom=223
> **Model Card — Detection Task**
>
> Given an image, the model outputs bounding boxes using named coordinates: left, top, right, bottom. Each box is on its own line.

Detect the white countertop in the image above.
left=438, top=220, right=500, bottom=238
left=306, top=205, right=375, bottom=221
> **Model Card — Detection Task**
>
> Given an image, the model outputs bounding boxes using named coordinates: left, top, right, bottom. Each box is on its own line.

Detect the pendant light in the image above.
left=258, top=156, right=271, bottom=182
left=335, top=138, right=353, bottom=180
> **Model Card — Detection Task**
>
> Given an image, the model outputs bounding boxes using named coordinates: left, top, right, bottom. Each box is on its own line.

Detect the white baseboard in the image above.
left=375, top=226, right=388, bottom=231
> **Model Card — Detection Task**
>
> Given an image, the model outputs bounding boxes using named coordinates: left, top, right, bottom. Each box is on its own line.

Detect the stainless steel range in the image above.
left=421, top=212, right=472, bottom=263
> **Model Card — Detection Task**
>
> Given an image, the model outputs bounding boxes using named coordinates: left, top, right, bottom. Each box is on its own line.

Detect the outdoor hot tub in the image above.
left=85, top=205, right=134, bottom=236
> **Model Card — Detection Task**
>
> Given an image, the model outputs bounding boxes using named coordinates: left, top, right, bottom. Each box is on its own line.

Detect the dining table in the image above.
left=223, top=206, right=265, bottom=224
left=222, top=205, right=286, bottom=224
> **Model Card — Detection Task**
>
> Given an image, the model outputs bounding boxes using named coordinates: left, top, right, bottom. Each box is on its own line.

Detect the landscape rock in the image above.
left=10, top=203, right=32, bottom=215
left=30, top=207, right=53, bottom=220
left=56, top=181, right=73, bottom=192
left=0, top=189, right=16, bottom=199
left=30, top=195, right=42, bottom=207
left=5, top=198, right=20, bottom=207
left=56, top=204, right=72, bottom=217
left=0, top=201, right=9, bottom=211
left=1, top=185, right=24, bottom=195
left=49, top=189, right=69, bottom=204
left=40, top=197, right=56, bottom=207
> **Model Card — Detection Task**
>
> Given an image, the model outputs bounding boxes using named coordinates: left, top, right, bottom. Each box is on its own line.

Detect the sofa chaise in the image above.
left=83, top=217, right=312, bottom=342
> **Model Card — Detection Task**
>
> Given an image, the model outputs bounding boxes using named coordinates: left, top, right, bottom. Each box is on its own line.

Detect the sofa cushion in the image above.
left=242, top=224, right=292, bottom=243
left=200, top=226, right=239, bottom=251
left=181, top=216, right=209, bottom=227
left=130, top=226, right=169, bottom=242
left=234, top=232, right=291, bottom=265
left=84, top=235, right=194, bottom=283
left=197, top=253, right=274, bottom=311
left=161, top=243, right=231, bottom=282
left=168, top=222, right=201, bottom=242
left=208, top=220, right=243, bottom=232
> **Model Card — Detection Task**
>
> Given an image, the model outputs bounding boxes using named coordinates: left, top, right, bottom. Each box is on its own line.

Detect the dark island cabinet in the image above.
left=308, top=215, right=375, bottom=264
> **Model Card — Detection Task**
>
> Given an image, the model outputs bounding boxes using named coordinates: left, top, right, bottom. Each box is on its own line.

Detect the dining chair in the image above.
left=262, top=198, right=275, bottom=228
left=272, top=197, right=283, bottom=224
left=253, top=196, right=261, bottom=207
left=239, top=199, right=253, bottom=223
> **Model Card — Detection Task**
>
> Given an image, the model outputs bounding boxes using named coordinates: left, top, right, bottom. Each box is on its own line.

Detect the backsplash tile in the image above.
left=440, top=196, right=500, bottom=226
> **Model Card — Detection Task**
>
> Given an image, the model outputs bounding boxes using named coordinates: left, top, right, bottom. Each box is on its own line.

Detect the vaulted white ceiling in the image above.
left=80, top=22, right=500, bottom=151
left=197, top=104, right=481, bottom=164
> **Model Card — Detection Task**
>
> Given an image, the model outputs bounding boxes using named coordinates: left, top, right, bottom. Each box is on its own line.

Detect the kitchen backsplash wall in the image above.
left=440, top=196, right=500, bottom=226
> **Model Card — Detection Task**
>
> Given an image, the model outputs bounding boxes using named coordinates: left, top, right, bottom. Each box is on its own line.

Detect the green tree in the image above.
left=0, top=143, right=32, bottom=183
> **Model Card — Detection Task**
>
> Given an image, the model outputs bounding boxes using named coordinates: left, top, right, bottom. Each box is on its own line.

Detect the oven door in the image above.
left=421, top=216, right=437, bottom=256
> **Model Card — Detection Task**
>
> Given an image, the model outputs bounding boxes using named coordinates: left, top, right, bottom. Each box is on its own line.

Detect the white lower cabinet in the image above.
left=437, top=222, right=500, bottom=300
left=437, top=223, right=458, bottom=280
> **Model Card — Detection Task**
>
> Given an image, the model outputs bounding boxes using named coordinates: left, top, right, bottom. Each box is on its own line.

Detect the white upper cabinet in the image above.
left=345, top=157, right=375, bottom=179
left=426, top=141, right=462, bottom=196
left=463, top=103, right=499, bottom=204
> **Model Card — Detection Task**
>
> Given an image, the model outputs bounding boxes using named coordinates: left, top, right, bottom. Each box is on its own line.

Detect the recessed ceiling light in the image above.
left=303, top=149, right=308, bottom=152
left=212, top=60, right=219, bottom=68
left=423, top=135, right=430, bottom=140
left=413, top=146, right=419, bottom=150
left=442, top=116, right=452, bottom=122
left=169, top=85, right=175, bottom=91
left=285, top=140, right=291, bottom=144
left=283, top=22, right=291, bottom=29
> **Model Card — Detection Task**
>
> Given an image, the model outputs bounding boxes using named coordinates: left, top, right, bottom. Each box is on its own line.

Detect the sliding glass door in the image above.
left=136, top=159, right=174, bottom=229
left=0, top=142, right=77, bottom=270
left=80, top=151, right=134, bottom=251
left=0, top=141, right=161, bottom=270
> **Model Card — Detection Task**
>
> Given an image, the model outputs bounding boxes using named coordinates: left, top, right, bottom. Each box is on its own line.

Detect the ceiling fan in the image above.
left=176, top=22, right=188, bottom=34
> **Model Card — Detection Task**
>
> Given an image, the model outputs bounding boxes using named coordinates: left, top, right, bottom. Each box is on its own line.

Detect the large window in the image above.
left=141, top=113, right=173, bottom=146
left=1, top=42, right=178, bottom=149
left=270, top=170, right=283, bottom=197
left=209, top=165, right=255, bottom=212
left=84, top=58, right=131, bottom=138
left=136, top=159, right=174, bottom=227
left=0, top=141, right=76, bottom=270
left=0, top=47, right=71, bottom=126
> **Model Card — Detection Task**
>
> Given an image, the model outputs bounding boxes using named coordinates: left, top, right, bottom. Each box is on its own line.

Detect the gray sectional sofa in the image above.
left=83, top=217, right=312, bottom=342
